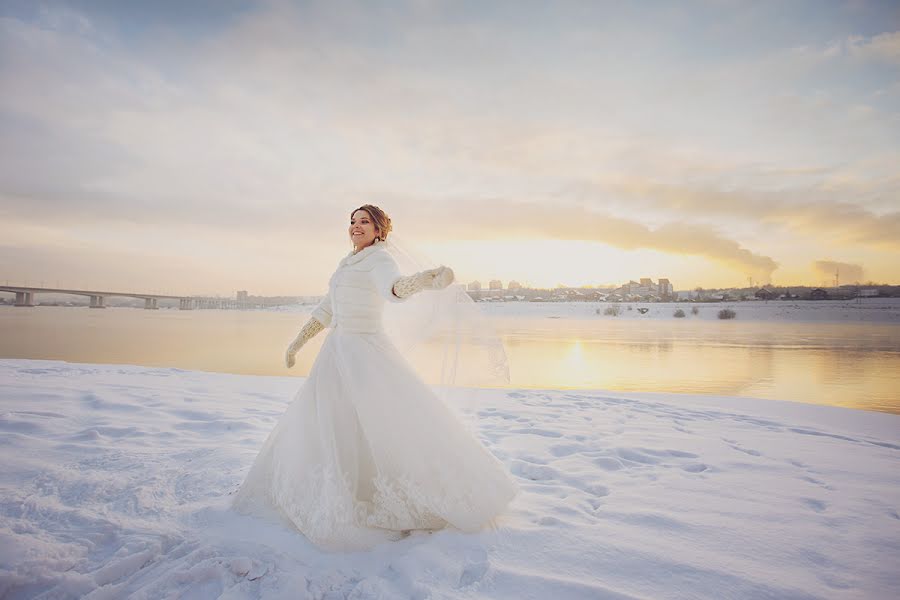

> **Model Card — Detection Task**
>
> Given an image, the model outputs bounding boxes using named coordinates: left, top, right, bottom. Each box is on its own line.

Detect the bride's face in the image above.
left=349, top=210, right=379, bottom=249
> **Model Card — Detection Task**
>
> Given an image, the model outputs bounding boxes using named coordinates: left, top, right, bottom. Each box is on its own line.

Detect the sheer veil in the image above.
left=378, top=234, right=510, bottom=399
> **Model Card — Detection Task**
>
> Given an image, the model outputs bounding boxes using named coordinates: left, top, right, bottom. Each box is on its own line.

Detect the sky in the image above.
left=1, top=0, right=898, bottom=296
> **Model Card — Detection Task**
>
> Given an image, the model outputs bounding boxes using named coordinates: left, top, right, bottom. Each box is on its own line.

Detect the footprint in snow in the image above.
left=548, top=443, right=584, bottom=457
left=681, top=463, right=709, bottom=473
left=510, top=461, right=559, bottom=481
left=457, top=549, right=489, bottom=588
left=592, top=457, right=624, bottom=471
left=510, top=427, right=563, bottom=438
left=802, top=498, right=828, bottom=513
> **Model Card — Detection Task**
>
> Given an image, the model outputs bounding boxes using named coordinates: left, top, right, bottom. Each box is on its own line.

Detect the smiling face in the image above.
left=349, top=209, right=380, bottom=250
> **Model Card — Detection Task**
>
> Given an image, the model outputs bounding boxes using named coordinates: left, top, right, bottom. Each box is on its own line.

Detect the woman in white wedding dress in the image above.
left=233, top=205, right=519, bottom=551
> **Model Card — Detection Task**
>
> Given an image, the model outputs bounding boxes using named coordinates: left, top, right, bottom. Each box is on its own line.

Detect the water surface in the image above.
left=2, top=305, right=898, bottom=414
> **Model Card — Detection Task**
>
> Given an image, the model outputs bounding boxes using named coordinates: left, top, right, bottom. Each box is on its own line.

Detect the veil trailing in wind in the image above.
left=377, top=234, right=510, bottom=398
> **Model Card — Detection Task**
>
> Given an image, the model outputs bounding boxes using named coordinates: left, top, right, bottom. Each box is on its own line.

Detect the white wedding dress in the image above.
left=233, top=241, right=519, bottom=551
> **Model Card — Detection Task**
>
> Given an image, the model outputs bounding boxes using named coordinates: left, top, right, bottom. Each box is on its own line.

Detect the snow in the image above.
left=1, top=358, right=899, bottom=599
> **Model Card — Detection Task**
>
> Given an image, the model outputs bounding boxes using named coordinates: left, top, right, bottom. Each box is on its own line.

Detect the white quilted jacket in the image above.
left=311, top=240, right=407, bottom=333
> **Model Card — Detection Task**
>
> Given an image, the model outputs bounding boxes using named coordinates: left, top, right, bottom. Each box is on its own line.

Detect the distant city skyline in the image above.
left=1, top=1, right=898, bottom=296
left=5, top=277, right=892, bottom=310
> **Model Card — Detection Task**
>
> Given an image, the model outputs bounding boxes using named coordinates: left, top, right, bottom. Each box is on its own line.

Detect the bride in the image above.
left=233, top=204, right=519, bottom=551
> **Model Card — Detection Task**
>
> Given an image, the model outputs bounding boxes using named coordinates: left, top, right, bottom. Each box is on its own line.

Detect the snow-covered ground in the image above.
left=1, top=359, right=898, bottom=599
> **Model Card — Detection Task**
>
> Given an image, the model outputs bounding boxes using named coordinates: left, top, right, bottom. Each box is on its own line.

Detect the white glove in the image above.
left=285, top=317, right=325, bottom=368
left=428, top=265, right=455, bottom=290
left=393, top=266, right=455, bottom=298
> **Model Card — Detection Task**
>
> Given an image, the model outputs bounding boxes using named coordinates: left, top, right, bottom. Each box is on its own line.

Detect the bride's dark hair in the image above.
left=352, top=204, right=392, bottom=241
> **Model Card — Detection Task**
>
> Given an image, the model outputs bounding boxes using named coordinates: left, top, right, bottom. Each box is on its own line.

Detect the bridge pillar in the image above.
left=179, top=298, right=193, bottom=310
left=89, top=295, right=106, bottom=308
left=144, top=298, right=158, bottom=310
left=14, top=291, right=35, bottom=307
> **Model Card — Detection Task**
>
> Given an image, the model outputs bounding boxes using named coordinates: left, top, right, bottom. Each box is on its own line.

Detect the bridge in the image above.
left=0, top=285, right=264, bottom=310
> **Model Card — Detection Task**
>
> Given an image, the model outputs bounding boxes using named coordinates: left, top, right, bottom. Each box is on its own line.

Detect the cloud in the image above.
left=813, top=260, right=864, bottom=284
left=600, top=178, right=900, bottom=250
left=382, top=195, right=779, bottom=280
left=826, top=30, right=900, bottom=64
left=0, top=2, right=896, bottom=290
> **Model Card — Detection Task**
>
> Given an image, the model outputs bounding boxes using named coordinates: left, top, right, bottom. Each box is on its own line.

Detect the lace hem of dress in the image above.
left=265, top=457, right=496, bottom=548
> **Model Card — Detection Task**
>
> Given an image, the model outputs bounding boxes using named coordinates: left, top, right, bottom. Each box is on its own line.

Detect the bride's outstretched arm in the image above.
left=285, top=316, right=326, bottom=368
left=371, top=251, right=454, bottom=302
left=392, top=266, right=455, bottom=299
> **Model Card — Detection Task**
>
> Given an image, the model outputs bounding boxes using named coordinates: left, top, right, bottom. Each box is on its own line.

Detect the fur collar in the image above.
left=340, top=238, right=387, bottom=267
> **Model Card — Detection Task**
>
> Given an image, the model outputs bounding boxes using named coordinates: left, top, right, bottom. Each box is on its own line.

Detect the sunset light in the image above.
left=1, top=3, right=899, bottom=597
